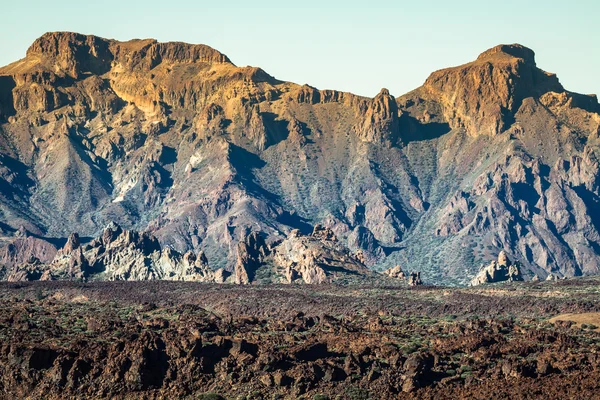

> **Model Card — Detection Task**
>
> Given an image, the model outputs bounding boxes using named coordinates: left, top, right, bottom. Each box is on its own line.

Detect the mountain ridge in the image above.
left=0, top=32, right=599, bottom=285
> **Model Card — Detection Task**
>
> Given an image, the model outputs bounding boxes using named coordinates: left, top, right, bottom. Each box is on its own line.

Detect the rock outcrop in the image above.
left=5, top=223, right=228, bottom=282
left=230, top=225, right=374, bottom=284
left=413, top=44, right=564, bottom=136
left=234, top=232, right=269, bottom=284
left=384, top=265, right=407, bottom=280
left=49, top=233, right=90, bottom=280
left=470, top=251, right=524, bottom=286
left=0, top=230, right=57, bottom=267
left=408, top=272, right=423, bottom=287
left=271, top=226, right=373, bottom=284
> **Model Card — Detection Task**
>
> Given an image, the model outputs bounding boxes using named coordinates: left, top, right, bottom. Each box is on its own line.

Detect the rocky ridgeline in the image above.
left=1, top=32, right=600, bottom=284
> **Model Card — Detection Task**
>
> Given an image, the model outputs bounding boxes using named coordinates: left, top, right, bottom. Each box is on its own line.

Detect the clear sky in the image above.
left=1, top=0, right=598, bottom=98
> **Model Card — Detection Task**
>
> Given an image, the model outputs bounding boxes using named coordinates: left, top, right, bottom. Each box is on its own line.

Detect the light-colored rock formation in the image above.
left=470, top=251, right=524, bottom=286
left=230, top=226, right=373, bottom=285
left=86, top=223, right=224, bottom=281
left=271, top=226, right=371, bottom=284
left=5, top=223, right=228, bottom=282
left=384, top=265, right=407, bottom=280
left=234, top=232, right=268, bottom=284
left=49, top=233, right=89, bottom=280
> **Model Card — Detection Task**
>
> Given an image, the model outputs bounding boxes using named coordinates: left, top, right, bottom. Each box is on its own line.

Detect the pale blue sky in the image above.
left=1, top=0, right=598, bottom=98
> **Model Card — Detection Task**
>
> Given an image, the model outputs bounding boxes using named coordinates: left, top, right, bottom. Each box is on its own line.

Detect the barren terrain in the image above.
left=2, top=278, right=600, bottom=399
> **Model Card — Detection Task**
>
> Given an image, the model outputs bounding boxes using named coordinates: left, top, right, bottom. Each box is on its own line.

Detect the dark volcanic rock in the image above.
left=1, top=280, right=600, bottom=398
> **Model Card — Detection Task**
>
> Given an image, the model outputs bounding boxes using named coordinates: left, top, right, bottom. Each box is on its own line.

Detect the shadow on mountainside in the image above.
left=398, top=113, right=451, bottom=143
left=0, top=77, right=16, bottom=119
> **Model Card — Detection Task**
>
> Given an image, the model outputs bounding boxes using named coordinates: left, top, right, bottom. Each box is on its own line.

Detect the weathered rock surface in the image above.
left=5, top=222, right=375, bottom=284
left=383, top=265, right=406, bottom=280
left=234, top=232, right=268, bottom=284
left=271, top=225, right=372, bottom=284
left=1, top=33, right=600, bottom=284
left=0, top=229, right=57, bottom=267
left=5, top=223, right=227, bottom=282
left=470, top=251, right=524, bottom=286
left=233, top=225, right=374, bottom=284
left=408, top=271, right=423, bottom=286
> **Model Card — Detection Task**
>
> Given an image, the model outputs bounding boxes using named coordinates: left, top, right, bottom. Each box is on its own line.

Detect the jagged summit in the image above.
left=405, top=42, right=568, bottom=136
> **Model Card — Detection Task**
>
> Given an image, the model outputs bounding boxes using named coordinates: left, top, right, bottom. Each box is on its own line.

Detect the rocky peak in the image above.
left=62, top=233, right=81, bottom=253
left=5, top=224, right=229, bottom=282
left=26, top=32, right=113, bottom=79
left=51, top=232, right=89, bottom=281
left=27, top=32, right=109, bottom=56
left=354, top=87, right=399, bottom=144
left=102, top=222, right=123, bottom=246
left=111, top=38, right=233, bottom=71
left=415, top=43, right=564, bottom=136
left=476, top=44, right=536, bottom=66
left=9, top=32, right=233, bottom=82
left=235, top=232, right=269, bottom=284
left=377, top=88, right=391, bottom=97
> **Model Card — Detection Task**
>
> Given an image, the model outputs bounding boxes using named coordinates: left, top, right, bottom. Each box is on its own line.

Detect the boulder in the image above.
left=384, top=265, right=406, bottom=280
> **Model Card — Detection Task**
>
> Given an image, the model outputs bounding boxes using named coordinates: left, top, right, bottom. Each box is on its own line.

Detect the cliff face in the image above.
left=0, top=33, right=599, bottom=284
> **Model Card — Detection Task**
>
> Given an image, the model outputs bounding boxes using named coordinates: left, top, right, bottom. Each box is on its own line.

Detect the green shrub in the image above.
left=345, top=386, right=370, bottom=400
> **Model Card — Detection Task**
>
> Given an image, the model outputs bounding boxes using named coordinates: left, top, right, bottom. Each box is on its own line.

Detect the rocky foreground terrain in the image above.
left=1, top=32, right=600, bottom=284
left=1, top=279, right=600, bottom=399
